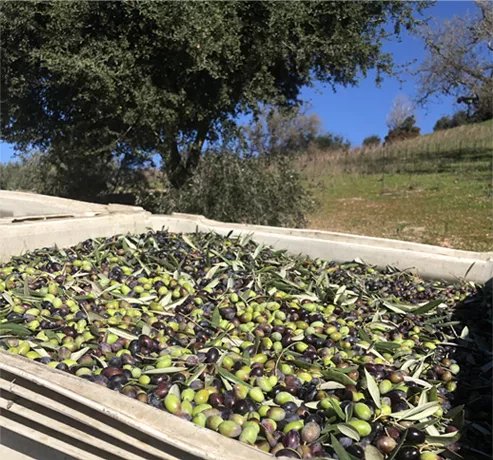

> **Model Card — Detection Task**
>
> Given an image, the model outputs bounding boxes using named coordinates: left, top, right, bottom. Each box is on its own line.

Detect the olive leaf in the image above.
left=106, top=328, right=138, bottom=341
left=215, top=365, right=253, bottom=389
left=364, top=368, right=381, bottom=409
left=0, top=323, right=31, bottom=336
left=318, top=381, right=346, bottom=391
left=337, top=423, right=360, bottom=442
left=330, top=434, right=352, bottom=460
left=425, top=432, right=461, bottom=447
left=413, top=299, right=444, bottom=315
left=390, top=401, right=439, bottom=420
left=143, top=367, right=188, bottom=375
left=321, top=369, right=357, bottom=386
left=70, top=346, right=91, bottom=362
left=364, top=445, right=384, bottom=460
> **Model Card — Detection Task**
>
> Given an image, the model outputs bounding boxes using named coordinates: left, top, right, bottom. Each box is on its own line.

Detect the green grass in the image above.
left=301, top=121, right=493, bottom=252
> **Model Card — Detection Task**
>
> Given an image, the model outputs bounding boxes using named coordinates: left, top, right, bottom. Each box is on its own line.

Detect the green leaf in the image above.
left=330, top=434, right=352, bottom=460
left=364, top=445, right=385, bottom=460
left=390, top=401, right=439, bottom=421
left=252, top=243, right=264, bottom=260
left=143, top=367, right=188, bottom=375
left=23, top=278, right=31, bottom=297
left=318, top=381, right=346, bottom=391
left=327, top=397, right=345, bottom=420
left=211, top=307, right=221, bottom=329
left=337, top=423, right=360, bottom=442
left=364, top=368, right=381, bottom=409
left=425, top=432, right=461, bottom=447
left=182, top=234, right=198, bottom=251
left=321, top=369, right=357, bottom=386
left=70, top=346, right=91, bottom=362
left=215, top=365, right=253, bottom=389
left=2, top=292, right=14, bottom=306
left=413, top=299, right=444, bottom=315
left=0, top=323, right=31, bottom=336
left=357, top=327, right=371, bottom=342
left=381, top=301, right=407, bottom=314
left=106, top=328, right=138, bottom=341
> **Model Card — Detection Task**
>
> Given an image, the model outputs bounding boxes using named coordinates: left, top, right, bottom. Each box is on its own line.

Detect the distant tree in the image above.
left=385, top=115, right=421, bottom=144
left=362, top=135, right=381, bottom=148
left=313, top=132, right=351, bottom=152
left=416, top=0, right=493, bottom=121
left=242, top=106, right=321, bottom=156
left=386, top=95, right=415, bottom=131
left=1, top=0, right=432, bottom=198
left=433, top=110, right=471, bottom=131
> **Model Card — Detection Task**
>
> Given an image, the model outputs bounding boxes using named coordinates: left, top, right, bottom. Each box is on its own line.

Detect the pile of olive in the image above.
left=0, top=230, right=481, bottom=459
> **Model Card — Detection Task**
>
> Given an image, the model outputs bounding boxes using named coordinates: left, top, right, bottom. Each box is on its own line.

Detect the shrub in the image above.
left=313, top=133, right=351, bottom=151
left=433, top=110, right=471, bottom=131
left=384, top=116, right=420, bottom=144
left=362, top=135, right=381, bottom=148
left=144, top=152, right=313, bottom=228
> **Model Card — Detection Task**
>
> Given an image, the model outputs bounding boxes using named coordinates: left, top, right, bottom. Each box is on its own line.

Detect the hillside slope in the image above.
left=301, top=121, right=492, bottom=252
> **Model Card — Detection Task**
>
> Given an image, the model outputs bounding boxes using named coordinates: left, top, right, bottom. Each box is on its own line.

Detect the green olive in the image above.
left=354, top=402, right=372, bottom=421
left=218, top=421, right=242, bottom=438
left=164, top=394, right=181, bottom=414
left=348, top=419, right=372, bottom=437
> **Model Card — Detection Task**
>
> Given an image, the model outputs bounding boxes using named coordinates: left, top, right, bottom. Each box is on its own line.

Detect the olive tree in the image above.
left=1, top=1, right=431, bottom=198
left=415, top=0, right=493, bottom=120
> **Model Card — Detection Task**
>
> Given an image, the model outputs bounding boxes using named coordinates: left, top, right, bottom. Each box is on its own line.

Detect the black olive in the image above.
left=404, top=427, right=426, bottom=444
left=233, top=399, right=250, bottom=415
left=282, top=402, right=298, bottom=414
left=205, top=347, right=220, bottom=363
left=346, top=444, right=365, bottom=458
left=128, top=340, right=140, bottom=355
left=395, top=446, right=420, bottom=460
left=171, top=373, right=186, bottom=383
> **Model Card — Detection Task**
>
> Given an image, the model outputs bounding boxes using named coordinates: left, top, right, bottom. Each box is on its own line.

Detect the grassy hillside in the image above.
left=300, top=121, right=493, bottom=252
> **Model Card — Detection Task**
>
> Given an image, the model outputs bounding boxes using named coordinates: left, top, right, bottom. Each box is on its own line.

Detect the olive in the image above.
left=218, top=421, right=242, bottom=438
left=354, top=402, right=372, bottom=421
left=386, top=390, right=407, bottom=403
left=346, top=444, right=365, bottom=459
left=348, top=420, right=372, bottom=437
left=274, top=449, right=301, bottom=458
left=282, top=429, right=301, bottom=449
left=233, top=399, right=250, bottom=415
left=404, top=427, right=425, bottom=444
left=392, top=401, right=409, bottom=413
left=282, top=402, right=298, bottom=414
left=376, top=436, right=397, bottom=454
left=239, top=425, right=259, bottom=445
left=107, top=374, right=127, bottom=390
left=267, top=407, right=286, bottom=422
left=389, top=371, right=404, bottom=384
left=206, top=348, right=220, bottom=363
left=301, top=422, right=321, bottom=443
left=396, top=446, right=420, bottom=460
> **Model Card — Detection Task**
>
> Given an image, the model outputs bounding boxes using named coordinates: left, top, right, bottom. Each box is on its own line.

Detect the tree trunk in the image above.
left=162, top=126, right=208, bottom=189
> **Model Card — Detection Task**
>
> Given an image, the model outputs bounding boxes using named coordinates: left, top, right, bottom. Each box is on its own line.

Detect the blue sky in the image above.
left=0, top=1, right=475, bottom=162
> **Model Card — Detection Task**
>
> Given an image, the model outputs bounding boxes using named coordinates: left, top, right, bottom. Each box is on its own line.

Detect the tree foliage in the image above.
left=385, top=116, right=421, bottom=144
left=362, top=135, right=381, bottom=148
left=313, top=133, right=351, bottom=152
left=242, top=106, right=321, bottom=157
left=1, top=0, right=430, bottom=195
left=416, top=0, right=493, bottom=121
left=433, top=110, right=471, bottom=131
left=145, top=152, right=313, bottom=228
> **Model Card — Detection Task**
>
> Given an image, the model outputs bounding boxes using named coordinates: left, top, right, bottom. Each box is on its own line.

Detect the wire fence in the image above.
left=298, top=122, right=493, bottom=181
